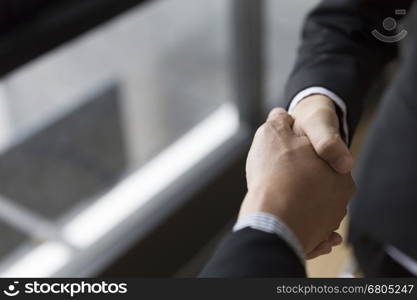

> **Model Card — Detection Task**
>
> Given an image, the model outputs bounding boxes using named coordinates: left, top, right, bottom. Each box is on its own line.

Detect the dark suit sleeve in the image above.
left=0, top=0, right=50, bottom=34
left=199, top=228, right=306, bottom=278
left=284, top=0, right=413, bottom=138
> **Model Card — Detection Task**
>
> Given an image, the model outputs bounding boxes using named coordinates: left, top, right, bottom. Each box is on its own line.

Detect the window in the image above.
left=0, top=0, right=240, bottom=277
left=0, top=0, right=317, bottom=277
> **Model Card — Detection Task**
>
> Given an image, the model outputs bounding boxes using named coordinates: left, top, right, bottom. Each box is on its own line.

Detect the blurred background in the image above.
left=0, top=0, right=376, bottom=277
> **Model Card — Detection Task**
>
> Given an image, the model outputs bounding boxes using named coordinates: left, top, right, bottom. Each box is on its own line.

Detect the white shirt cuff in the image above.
left=288, top=87, right=349, bottom=144
left=233, top=212, right=305, bottom=265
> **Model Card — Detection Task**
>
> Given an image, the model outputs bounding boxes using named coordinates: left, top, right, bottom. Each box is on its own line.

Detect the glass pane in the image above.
left=0, top=86, right=126, bottom=219
left=0, top=0, right=234, bottom=270
left=0, top=220, right=26, bottom=258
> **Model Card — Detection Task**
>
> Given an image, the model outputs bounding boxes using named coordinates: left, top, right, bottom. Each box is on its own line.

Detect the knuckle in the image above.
left=315, top=135, right=340, bottom=156
left=269, top=110, right=293, bottom=124
left=268, top=107, right=287, bottom=119
left=255, top=124, right=268, bottom=138
left=265, top=120, right=287, bottom=134
left=261, top=122, right=275, bottom=132
left=255, top=122, right=280, bottom=138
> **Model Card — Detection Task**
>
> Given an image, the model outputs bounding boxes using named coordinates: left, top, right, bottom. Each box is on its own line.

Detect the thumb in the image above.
left=306, top=232, right=343, bottom=260
left=298, top=109, right=353, bottom=174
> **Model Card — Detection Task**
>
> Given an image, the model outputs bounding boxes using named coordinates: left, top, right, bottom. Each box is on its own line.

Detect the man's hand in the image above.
left=291, top=94, right=353, bottom=174
left=239, top=108, right=355, bottom=256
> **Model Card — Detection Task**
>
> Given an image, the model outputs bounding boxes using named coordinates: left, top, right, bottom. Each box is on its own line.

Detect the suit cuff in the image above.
left=233, top=212, right=305, bottom=265
left=288, top=87, right=349, bottom=144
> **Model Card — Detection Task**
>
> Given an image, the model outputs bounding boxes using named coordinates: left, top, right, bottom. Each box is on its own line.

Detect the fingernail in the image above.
left=334, top=155, right=353, bottom=173
left=333, top=235, right=343, bottom=245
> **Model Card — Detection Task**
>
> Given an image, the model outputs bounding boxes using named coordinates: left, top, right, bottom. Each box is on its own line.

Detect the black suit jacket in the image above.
left=0, top=0, right=52, bottom=34
left=284, top=0, right=417, bottom=258
left=199, top=228, right=305, bottom=278
left=285, top=0, right=413, bottom=140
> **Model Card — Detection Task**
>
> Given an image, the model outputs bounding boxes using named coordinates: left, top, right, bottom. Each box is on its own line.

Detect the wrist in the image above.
left=291, top=94, right=336, bottom=116
left=238, top=190, right=310, bottom=253
left=238, top=188, right=277, bottom=220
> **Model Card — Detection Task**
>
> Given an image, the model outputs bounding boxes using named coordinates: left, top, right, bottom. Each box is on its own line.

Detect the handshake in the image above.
left=240, top=95, right=355, bottom=260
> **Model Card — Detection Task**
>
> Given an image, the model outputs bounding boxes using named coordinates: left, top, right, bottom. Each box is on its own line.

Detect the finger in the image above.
left=328, top=232, right=343, bottom=246
left=267, top=107, right=292, bottom=123
left=301, top=110, right=353, bottom=173
left=265, top=108, right=295, bottom=140
left=306, top=232, right=343, bottom=260
left=306, top=241, right=333, bottom=260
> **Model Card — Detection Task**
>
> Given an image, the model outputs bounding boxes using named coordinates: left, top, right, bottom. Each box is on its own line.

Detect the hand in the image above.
left=291, top=94, right=353, bottom=174
left=239, top=108, right=355, bottom=256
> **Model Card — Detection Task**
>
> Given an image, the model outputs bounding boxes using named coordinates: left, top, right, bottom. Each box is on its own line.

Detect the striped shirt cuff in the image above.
left=233, top=212, right=305, bottom=265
